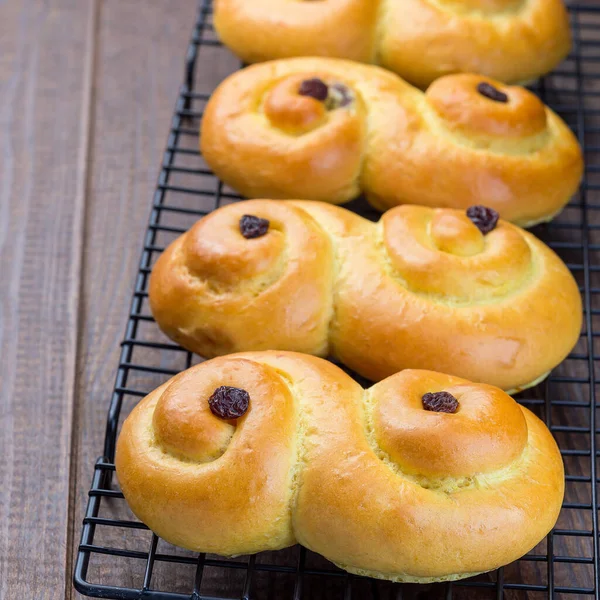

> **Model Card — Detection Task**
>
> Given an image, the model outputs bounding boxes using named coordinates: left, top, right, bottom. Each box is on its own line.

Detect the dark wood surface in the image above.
left=0, top=1, right=597, bottom=599
left=0, top=1, right=197, bottom=598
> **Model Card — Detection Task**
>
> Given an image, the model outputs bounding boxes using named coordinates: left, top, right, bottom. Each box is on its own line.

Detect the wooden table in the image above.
left=0, top=1, right=203, bottom=597
left=2, top=2, right=599, bottom=599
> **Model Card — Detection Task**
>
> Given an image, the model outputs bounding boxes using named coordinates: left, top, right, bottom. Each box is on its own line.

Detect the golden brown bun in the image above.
left=116, top=351, right=565, bottom=582
left=213, top=0, right=571, bottom=88
left=148, top=200, right=582, bottom=392
left=200, top=59, right=583, bottom=226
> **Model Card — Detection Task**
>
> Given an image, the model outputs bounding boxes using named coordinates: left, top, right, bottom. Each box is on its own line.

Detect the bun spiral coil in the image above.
left=213, top=0, right=571, bottom=88
left=116, top=351, right=565, bottom=583
left=149, top=200, right=582, bottom=392
left=200, top=58, right=583, bottom=227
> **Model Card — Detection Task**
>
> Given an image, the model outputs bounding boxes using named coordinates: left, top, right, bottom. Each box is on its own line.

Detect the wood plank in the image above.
left=69, top=1, right=215, bottom=597
left=0, top=0, right=97, bottom=599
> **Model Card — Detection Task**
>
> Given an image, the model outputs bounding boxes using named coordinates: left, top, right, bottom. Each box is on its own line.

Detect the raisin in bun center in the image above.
left=382, top=205, right=531, bottom=301
left=371, top=370, right=527, bottom=479
left=205, top=66, right=368, bottom=204
left=430, top=0, right=523, bottom=14
left=214, top=0, right=570, bottom=88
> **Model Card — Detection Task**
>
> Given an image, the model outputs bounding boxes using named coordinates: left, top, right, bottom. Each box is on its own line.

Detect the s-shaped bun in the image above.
left=149, top=200, right=582, bottom=392
left=116, top=351, right=564, bottom=582
left=201, top=59, right=582, bottom=227
left=213, top=0, right=571, bottom=88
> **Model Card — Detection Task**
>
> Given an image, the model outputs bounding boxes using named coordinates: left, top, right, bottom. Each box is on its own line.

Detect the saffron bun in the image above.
left=213, top=0, right=571, bottom=88
left=116, top=351, right=565, bottom=582
left=148, top=199, right=582, bottom=392
left=200, top=59, right=583, bottom=227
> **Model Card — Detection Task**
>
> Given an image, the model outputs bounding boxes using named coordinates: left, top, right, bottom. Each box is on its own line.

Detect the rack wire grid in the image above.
left=73, top=2, right=600, bottom=599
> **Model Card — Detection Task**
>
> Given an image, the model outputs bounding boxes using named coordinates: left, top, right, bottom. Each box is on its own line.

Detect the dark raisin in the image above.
left=466, top=205, right=500, bottom=234
left=298, top=78, right=329, bottom=102
left=477, top=82, right=508, bottom=103
left=209, top=386, right=250, bottom=419
left=239, top=214, right=270, bottom=239
left=422, top=391, right=459, bottom=414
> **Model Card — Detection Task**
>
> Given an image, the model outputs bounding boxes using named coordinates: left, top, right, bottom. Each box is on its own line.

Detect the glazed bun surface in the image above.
left=149, top=199, right=582, bottom=392
left=201, top=59, right=583, bottom=226
left=213, top=0, right=571, bottom=88
left=116, top=352, right=565, bottom=582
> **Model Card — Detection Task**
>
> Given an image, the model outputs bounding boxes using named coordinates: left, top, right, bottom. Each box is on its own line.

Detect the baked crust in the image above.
left=148, top=199, right=582, bottom=391
left=116, top=352, right=565, bottom=581
left=213, top=0, right=571, bottom=88
left=200, top=59, right=583, bottom=226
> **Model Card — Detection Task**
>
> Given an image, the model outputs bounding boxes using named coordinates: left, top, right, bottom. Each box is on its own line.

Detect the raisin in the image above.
left=327, top=83, right=353, bottom=109
left=239, top=214, right=270, bottom=239
left=422, top=391, right=459, bottom=414
left=477, top=82, right=508, bottom=103
left=298, top=78, right=329, bottom=102
left=466, top=205, right=500, bottom=234
left=208, top=386, right=250, bottom=419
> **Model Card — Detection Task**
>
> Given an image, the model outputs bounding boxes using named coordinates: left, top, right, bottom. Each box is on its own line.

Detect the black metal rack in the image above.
left=73, top=1, right=600, bottom=598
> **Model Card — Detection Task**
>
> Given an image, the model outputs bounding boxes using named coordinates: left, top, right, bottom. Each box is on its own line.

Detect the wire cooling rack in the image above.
left=74, top=1, right=600, bottom=598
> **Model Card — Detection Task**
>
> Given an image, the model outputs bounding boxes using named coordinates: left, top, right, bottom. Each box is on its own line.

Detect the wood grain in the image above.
left=68, top=1, right=207, bottom=597
left=0, top=1, right=96, bottom=599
